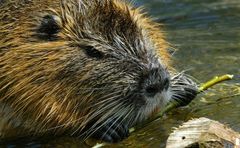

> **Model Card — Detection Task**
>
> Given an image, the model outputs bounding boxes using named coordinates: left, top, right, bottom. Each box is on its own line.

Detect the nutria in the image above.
left=0, top=0, right=197, bottom=143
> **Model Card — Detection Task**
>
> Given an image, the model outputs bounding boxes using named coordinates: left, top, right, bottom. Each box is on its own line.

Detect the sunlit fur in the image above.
left=0, top=0, right=196, bottom=140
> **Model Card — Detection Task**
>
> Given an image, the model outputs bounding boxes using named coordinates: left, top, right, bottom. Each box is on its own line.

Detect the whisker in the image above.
left=80, top=98, right=133, bottom=140
left=79, top=103, right=123, bottom=139
left=101, top=106, right=133, bottom=140
left=85, top=94, right=122, bottom=109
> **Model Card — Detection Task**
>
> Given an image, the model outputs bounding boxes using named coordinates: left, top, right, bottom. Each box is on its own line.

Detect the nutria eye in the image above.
left=83, top=46, right=104, bottom=59
left=37, top=15, right=60, bottom=40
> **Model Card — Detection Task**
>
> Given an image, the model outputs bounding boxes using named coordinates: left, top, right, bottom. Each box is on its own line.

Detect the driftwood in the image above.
left=166, top=117, right=240, bottom=148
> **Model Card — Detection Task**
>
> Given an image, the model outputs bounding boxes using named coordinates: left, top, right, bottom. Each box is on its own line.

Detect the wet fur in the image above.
left=0, top=0, right=197, bottom=142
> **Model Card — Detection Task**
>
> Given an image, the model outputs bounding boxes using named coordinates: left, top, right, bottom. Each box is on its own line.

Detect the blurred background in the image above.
left=136, top=0, right=240, bottom=82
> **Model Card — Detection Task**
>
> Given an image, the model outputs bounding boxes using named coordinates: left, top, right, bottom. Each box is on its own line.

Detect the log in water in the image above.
left=166, top=117, right=240, bottom=148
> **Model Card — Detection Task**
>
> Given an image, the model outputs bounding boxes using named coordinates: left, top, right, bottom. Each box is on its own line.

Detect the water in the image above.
left=1, top=0, right=240, bottom=147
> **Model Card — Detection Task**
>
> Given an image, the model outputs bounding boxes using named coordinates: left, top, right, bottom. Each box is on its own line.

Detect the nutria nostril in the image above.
left=163, top=78, right=170, bottom=90
left=145, top=83, right=161, bottom=97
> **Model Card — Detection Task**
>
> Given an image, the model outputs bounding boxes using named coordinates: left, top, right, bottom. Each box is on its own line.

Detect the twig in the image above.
left=198, top=74, right=234, bottom=92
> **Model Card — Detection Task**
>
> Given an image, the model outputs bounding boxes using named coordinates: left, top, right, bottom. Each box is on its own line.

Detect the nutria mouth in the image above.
left=0, top=0, right=197, bottom=143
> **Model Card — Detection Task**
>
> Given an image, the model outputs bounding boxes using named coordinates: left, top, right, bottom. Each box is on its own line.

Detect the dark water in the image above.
left=2, top=0, right=240, bottom=147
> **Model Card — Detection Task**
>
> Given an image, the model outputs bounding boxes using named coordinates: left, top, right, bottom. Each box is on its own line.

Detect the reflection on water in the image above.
left=1, top=0, right=240, bottom=147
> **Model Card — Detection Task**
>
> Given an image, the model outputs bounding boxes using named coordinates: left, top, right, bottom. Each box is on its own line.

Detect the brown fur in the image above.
left=0, top=0, right=173, bottom=140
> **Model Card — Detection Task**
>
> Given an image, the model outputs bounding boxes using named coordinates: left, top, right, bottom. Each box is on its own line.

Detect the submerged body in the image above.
left=0, top=0, right=197, bottom=143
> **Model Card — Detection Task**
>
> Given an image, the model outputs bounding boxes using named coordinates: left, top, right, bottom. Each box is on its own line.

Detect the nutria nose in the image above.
left=145, top=83, right=162, bottom=97
left=143, top=68, right=170, bottom=97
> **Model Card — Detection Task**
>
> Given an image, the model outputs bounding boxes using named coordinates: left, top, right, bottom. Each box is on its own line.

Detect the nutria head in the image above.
left=0, top=0, right=196, bottom=143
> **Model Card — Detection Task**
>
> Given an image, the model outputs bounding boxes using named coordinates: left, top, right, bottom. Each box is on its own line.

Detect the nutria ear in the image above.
left=37, top=15, right=61, bottom=39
